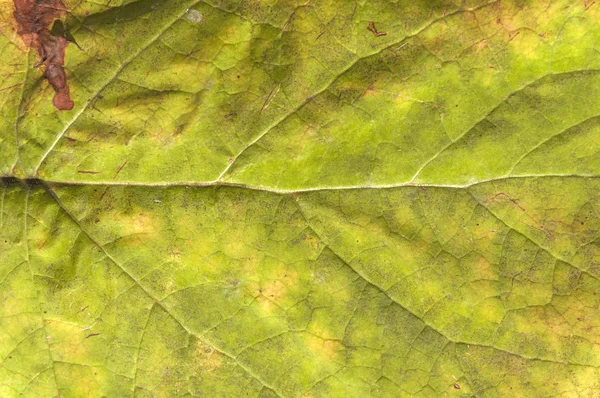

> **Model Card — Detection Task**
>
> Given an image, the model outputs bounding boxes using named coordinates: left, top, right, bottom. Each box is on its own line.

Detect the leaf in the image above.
left=1, top=0, right=600, bottom=396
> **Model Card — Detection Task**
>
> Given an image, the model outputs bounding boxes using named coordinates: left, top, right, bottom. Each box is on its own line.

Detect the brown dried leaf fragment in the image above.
left=13, top=0, right=74, bottom=110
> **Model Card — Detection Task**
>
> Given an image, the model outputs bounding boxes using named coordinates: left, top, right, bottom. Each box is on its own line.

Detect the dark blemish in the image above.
left=261, top=85, right=280, bottom=112
left=315, top=31, right=325, bottom=41
left=86, top=333, right=100, bottom=338
left=38, top=237, right=48, bottom=250
left=454, top=383, right=460, bottom=389
left=94, top=218, right=99, bottom=223
left=0, top=82, right=25, bottom=93
left=77, top=170, right=102, bottom=174
left=113, top=160, right=128, bottom=179
left=98, top=186, right=109, bottom=201
left=0, top=177, right=45, bottom=186
left=508, top=31, right=520, bottom=42
left=487, top=192, right=546, bottom=233
left=13, top=0, right=74, bottom=110
left=367, top=21, right=387, bottom=37
left=585, top=1, right=596, bottom=10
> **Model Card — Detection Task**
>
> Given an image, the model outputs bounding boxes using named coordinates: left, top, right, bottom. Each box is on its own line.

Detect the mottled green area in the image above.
left=1, top=0, right=599, bottom=186
left=1, top=0, right=600, bottom=396
left=2, top=179, right=600, bottom=396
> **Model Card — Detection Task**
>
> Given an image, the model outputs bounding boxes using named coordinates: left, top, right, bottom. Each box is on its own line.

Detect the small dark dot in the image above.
left=454, top=383, right=460, bottom=389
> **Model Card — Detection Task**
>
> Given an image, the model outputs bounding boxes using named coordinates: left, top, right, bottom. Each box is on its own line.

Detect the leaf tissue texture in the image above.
left=1, top=0, right=600, bottom=396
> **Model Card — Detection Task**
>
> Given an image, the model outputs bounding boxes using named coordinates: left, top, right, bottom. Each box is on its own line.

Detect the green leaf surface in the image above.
left=1, top=0, right=600, bottom=396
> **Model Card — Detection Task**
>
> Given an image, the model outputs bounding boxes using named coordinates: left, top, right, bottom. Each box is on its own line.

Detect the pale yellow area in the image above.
left=110, top=209, right=161, bottom=241
left=194, top=341, right=223, bottom=373
left=45, top=319, right=89, bottom=361
left=304, top=333, right=343, bottom=362
left=471, top=255, right=497, bottom=280
left=133, top=212, right=159, bottom=236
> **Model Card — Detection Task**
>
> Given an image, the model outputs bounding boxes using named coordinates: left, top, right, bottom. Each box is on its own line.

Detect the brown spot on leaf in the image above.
left=367, top=20, right=387, bottom=37
left=77, top=170, right=101, bottom=174
left=13, top=0, right=74, bottom=110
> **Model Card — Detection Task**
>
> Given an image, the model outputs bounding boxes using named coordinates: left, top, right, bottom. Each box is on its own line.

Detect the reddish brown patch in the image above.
left=367, top=21, right=387, bottom=37
left=13, top=0, right=74, bottom=110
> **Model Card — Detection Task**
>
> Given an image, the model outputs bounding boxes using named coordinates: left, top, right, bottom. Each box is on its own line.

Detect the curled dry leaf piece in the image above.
left=13, top=0, right=74, bottom=110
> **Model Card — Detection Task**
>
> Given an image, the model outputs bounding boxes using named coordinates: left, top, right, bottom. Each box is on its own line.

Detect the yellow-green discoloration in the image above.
left=2, top=0, right=600, bottom=396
